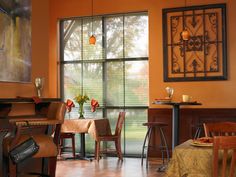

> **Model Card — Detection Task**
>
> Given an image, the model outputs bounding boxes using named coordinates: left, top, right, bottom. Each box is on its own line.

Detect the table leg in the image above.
left=172, top=105, right=180, bottom=150
left=64, top=133, right=92, bottom=161
left=78, top=133, right=92, bottom=161
left=80, top=133, right=86, bottom=157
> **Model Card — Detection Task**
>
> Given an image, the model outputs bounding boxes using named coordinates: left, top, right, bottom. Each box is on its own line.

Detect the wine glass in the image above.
left=35, top=77, right=44, bottom=97
left=166, top=87, right=174, bottom=99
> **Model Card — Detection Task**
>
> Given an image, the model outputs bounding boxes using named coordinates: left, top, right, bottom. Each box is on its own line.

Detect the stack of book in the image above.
left=154, top=98, right=171, bottom=103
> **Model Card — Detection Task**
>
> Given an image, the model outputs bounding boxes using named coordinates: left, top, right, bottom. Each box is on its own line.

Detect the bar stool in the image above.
left=141, top=122, right=169, bottom=170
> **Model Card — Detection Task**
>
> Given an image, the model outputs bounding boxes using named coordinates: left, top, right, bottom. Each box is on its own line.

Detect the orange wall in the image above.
left=0, top=0, right=50, bottom=98
left=1, top=0, right=235, bottom=108
left=49, top=0, right=236, bottom=108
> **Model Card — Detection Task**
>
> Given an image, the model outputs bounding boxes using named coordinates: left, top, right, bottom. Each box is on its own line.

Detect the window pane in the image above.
left=61, top=13, right=149, bottom=157
left=64, top=20, right=82, bottom=61
left=83, top=63, right=103, bottom=107
left=106, top=62, right=124, bottom=106
left=125, top=61, right=149, bottom=106
left=63, top=63, right=82, bottom=119
left=124, top=14, right=148, bottom=58
left=63, top=63, right=82, bottom=99
left=105, top=16, right=123, bottom=59
left=124, top=109, right=147, bottom=155
left=83, top=17, right=104, bottom=60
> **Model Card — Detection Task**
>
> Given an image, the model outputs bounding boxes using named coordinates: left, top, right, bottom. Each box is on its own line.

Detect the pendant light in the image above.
left=89, top=0, right=96, bottom=45
left=181, top=0, right=190, bottom=41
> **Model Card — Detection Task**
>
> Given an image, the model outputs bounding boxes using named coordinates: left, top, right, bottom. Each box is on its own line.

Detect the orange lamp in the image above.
left=181, top=29, right=190, bottom=41
left=89, top=35, right=96, bottom=45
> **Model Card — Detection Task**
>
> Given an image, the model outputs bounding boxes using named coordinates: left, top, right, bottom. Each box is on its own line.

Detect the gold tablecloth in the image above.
left=61, top=119, right=111, bottom=140
left=165, top=140, right=213, bottom=177
left=165, top=140, right=236, bottom=177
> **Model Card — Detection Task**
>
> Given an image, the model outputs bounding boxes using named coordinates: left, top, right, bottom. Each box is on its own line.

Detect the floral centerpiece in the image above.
left=74, top=94, right=89, bottom=118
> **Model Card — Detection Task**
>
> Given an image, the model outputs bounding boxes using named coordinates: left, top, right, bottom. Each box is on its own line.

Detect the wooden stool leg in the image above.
left=159, top=127, right=170, bottom=162
left=141, top=127, right=151, bottom=166
left=59, top=138, right=63, bottom=156
left=48, top=157, right=57, bottom=177
left=72, top=134, right=76, bottom=158
left=146, top=127, right=153, bottom=169
left=96, top=141, right=100, bottom=161
left=115, top=139, right=120, bottom=159
left=9, top=158, right=17, bottom=177
left=2, top=155, right=8, bottom=177
left=94, top=141, right=97, bottom=160
left=115, top=138, right=123, bottom=161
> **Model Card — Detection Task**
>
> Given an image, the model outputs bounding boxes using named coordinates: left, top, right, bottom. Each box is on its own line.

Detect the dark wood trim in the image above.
left=148, top=108, right=236, bottom=157
left=0, top=98, right=61, bottom=118
left=0, top=98, right=60, bottom=103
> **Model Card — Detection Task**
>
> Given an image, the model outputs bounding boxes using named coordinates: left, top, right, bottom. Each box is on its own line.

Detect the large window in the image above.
left=60, top=12, right=149, bottom=156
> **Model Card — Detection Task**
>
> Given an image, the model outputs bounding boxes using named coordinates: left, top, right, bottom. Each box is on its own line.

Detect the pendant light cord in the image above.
left=184, top=0, right=186, bottom=30
left=91, top=0, right=94, bottom=34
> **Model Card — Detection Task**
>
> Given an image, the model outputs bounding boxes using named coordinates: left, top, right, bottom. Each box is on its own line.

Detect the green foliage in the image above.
left=74, top=93, right=89, bottom=104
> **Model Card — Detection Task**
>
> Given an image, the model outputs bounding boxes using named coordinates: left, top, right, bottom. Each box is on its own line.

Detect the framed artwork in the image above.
left=0, top=0, right=31, bottom=83
left=162, top=4, right=227, bottom=82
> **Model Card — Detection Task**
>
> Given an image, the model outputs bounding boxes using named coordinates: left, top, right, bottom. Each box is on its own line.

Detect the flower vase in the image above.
left=79, top=103, right=84, bottom=119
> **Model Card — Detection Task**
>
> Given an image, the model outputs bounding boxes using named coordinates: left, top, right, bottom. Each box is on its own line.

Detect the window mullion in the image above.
left=122, top=14, right=126, bottom=155
left=81, top=19, right=84, bottom=94
left=60, top=21, right=65, bottom=100
left=102, top=16, right=107, bottom=118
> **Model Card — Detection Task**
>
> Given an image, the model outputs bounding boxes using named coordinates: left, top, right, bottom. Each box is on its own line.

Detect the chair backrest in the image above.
left=213, top=136, right=236, bottom=177
left=114, top=112, right=126, bottom=136
left=204, top=122, right=236, bottom=137
left=47, top=102, right=66, bottom=123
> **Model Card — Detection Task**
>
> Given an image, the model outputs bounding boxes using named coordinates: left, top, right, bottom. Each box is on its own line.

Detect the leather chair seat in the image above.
left=3, top=134, right=58, bottom=158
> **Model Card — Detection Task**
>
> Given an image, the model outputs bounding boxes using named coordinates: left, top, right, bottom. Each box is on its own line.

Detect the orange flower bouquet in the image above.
left=91, top=98, right=99, bottom=112
left=66, top=99, right=75, bottom=112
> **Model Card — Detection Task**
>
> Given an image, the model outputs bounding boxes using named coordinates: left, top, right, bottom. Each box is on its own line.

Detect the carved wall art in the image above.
left=162, top=4, right=227, bottom=82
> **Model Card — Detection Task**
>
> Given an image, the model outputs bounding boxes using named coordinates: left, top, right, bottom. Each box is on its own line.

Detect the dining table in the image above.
left=61, top=118, right=111, bottom=160
left=164, top=139, right=236, bottom=177
left=153, top=101, right=202, bottom=151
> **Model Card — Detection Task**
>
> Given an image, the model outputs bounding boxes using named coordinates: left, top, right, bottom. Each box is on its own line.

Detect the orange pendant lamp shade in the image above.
left=181, top=29, right=190, bottom=41
left=89, top=0, right=96, bottom=45
left=89, top=35, right=96, bottom=45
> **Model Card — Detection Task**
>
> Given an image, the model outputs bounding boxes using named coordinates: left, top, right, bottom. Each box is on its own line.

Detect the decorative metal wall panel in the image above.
left=162, top=4, right=227, bottom=82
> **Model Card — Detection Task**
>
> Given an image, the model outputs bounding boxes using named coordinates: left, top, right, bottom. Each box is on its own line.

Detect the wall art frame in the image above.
left=162, top=3, right=227, bottom=82
left=0, top=0, right=32, bottom=83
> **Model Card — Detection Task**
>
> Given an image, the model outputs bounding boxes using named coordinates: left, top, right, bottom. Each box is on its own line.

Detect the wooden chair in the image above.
left=2, top=102, right=66, bottom=177
left=59, top=132, right=76, bottom=158
left=213, top=136, right=236, bottom=177
left=203, top=122, right=236, bottom=137
left=94, top=112, right=125, bottom=161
